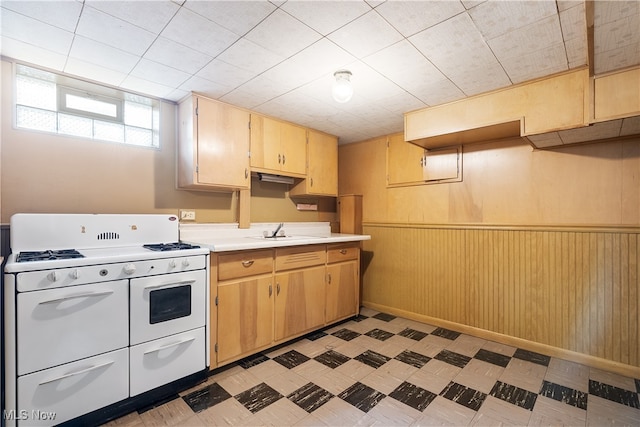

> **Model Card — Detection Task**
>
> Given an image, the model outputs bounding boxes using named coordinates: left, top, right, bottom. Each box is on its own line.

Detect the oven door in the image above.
left=129, top=269, right=206, bottom=345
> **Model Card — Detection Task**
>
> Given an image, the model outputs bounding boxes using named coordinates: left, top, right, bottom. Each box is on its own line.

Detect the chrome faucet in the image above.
left=269, top=223, right=284, bottom=238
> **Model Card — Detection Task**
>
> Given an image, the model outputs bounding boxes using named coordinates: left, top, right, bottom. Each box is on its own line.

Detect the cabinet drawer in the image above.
left=218, top=250, right=273, bottom=281
left=327, top=244, right=359, bottom=263
left=275, top=245, right=326, bottom=271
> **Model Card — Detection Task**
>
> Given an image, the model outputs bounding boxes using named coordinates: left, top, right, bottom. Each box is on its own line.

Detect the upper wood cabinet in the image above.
left=250, top=114, right=306, bottom=177
left=177, top=95, right=250, bottom=191
left=289, top=130, right=338, bottom=197
left=405, top=68, right=589, bottom=149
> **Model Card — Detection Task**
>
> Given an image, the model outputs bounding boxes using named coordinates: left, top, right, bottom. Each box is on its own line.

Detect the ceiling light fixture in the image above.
left=332, top=70, right=353, bottom=103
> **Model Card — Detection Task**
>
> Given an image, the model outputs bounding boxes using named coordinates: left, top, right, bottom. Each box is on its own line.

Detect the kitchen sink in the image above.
left=245, top=235, right=325, bottom=240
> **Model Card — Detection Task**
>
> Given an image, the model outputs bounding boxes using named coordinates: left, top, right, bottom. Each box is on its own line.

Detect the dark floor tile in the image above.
left=273, top=350, right=310, bottom=369
left=431, top=327, right=460, bottom=340
left=539, top=380, right=588, bottom=410
left=394, top=350, right=431, bottom=368
left=398, top=328, right=428, bottom=341
left=235, top=383, right=283, bottom=413
left=237, top=353, right=270, bottom=369
left=440, top=382, right=487, bottom=411
left=314, top=350, right=351, bottom=369
left=364, top=328, right=394, bottom=341
left=474, top=348, right=511, bottom=368
left=305, top=331, right=328, bottom=341
left=373, top=312, right=397, bottom=322
left=434, top=349, right=471, bottom=368
left=589, top=380, right=640, bottom=408
left=389, top=381, right=437, bottom=412
left=182, top=383, right=231, bottom=413
left=354, top=350, right=391, bottom=369
left=338, top=382, right=386, bottom=413
left=513, top=348, right=550, bottom=366
left=353, top=314, right=368, bottom=322
left=489, top=381, right=537, bottom=410
left=288, top=382, right=334, bottom=413
left=332, top=328, right=361, bottom=341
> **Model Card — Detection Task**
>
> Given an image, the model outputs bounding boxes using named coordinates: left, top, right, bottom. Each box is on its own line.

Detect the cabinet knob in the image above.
left=327, top=273, right=332, bottom=284
left=245, top=168, right=248, bottom=179
left=310, top=177, right=313, bottom=187
left=339, top=249, right=347, bottom=254
left=282, top=154, right=286, bottom=164
left=269, top=284, right=272, bottom=297
left=276, top=283, right=281, bottom=295
left=241, top=260, right=254, bottom=267
left=278, top=154, right=281, bottom=164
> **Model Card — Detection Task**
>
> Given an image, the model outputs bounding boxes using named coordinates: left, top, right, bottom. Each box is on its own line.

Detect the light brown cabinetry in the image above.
left=211, top=243, right=361, bottom=368
left=290, top=130, right=338, bottom=197
left=250, top=114, right=306, bottom=177
left=325, top=243, right=359, bottom=324
left=177, top=95, right=250, bottom=191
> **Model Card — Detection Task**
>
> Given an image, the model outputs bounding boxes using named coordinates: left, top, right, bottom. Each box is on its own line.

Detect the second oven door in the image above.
left=130, top=269, right=206, bottom=345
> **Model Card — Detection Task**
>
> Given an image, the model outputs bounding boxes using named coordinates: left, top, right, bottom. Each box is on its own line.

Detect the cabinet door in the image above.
left=274, top=266, right=325, bottom=341
left=386, top=133, right=426, bottom=186
left=326, top=261, right=358, bottom=324
left=290, top=130, right=337, bottom=197
left=279, top=122, right=307, bottom=175
left=250, top=114, right=281, bottom=171
left=217, top=277, right=273, bottom=363
left=197, top=97, right=250, bottom=188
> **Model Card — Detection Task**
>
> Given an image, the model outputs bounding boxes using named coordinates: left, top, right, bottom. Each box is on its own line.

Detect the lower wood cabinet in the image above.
left=211, top=243, right=361, bottom=367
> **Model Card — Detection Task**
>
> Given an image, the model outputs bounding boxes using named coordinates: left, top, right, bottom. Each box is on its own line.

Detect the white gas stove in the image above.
left=3, top=214, right=210, bottom=426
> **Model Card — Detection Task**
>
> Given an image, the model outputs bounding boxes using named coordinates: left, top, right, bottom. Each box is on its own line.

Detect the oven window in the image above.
left=149, top=285, right=192, bottom=324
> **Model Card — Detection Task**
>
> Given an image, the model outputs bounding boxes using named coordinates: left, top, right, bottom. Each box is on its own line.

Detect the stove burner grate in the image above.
left=16, top=249, right=85, bottom=262
left=143, top=242, right=201, bottom=252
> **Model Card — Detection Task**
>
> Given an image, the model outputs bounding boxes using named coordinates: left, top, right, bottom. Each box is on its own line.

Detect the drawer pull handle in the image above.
left=276, top=283, right=281, bottom=295
left=340, top=249, right=348, bottom=255
left=242, top=260, right=255, bottom=267
left=327, top=273, right=332, bottom=284
left=144, top=337, right=196, bottom=355
left=144, top=280, right=196, bottom=290
left=269, top=284, right=273, bottom=297
left=38, top=290, right=114, bottom=305
left=38, top=360, right=115, bottom=385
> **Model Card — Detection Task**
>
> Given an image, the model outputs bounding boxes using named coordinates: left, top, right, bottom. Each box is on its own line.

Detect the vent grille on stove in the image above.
left=97, top=232, right=120, bottom=240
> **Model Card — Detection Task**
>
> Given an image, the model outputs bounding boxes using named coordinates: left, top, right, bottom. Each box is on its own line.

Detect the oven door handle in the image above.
left=144, top=280, right=196, bottom=291
left=143, top=337, right=196, bottom=355
left=38, top=290, right=115, bottom=305
left=38, top=360, right=115, bottom=385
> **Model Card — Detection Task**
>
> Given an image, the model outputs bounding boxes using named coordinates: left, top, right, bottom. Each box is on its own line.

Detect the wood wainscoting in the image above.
left=361, top=223, right=640, bottom=377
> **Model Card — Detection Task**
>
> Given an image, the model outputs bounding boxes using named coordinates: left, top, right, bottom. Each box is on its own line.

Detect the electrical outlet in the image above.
left=180, top=210, right=196, bottom=221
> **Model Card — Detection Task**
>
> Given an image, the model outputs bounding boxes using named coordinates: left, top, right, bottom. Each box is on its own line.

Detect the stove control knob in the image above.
left=123, top=263, right=136, bottom=275
left=168, top=260, right=177, bottom=269
left=47, top=271, right=59, bottom=282
left=181, top=258, right=190, bottom=268
left=70, top=269, right=80, bottom=280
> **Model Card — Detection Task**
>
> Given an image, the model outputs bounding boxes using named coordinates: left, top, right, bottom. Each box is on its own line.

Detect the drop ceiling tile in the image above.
left=179, top=75, right=235, bottom=100
left=557, top=1, right=584, bottom=13
left=0, top=8, right=74, bottom=55
left=184, top=0, right=277, bottom=36
left=594, top=1, right=639, bottom=25
left=0, top=37, right=67, bottom=71
left=328, top=10, right=404, bottom=59
left=244, top=9, right=322, bottom=58
left=216, top=38, right=284, bottom=75
left=281, top=0, right=371, bottom=36
left=526, top=132, right=562, bottom=148
left=488, top=15, right=563, bottom=61
left=501, top=43, right=568, bottom=84
left=196, top=59, right=257, bottom=90
left=558, top=121, right=622, bottom=144
left=76, top=6, right=155, bottom=56
left=375, top=1, right=465, bottom=37
left=594, top=42, right=640, bottom=74
left=69, top=36, right=139, bottom=74
left=219, top=87, right=266, bottom=110
left=409, top=13, right=488, bottom=60
left=64, top=58, right=127, bottom=87
left=84, top=0, right=179, bottom=34
left=469, top=0, right=558, bottom=40
left=565, top=36, right=588, bottom=69
left=1, top=0, right=82, bottom=32
left=226, top=75, right=287, bottom=107
left=166, top=88, right=190, bottom=103
left=559, top=1, right=586, bottom=41
left=120, top=75, right=175, bottom=99
left=621, top=116, right=640, bottom=136
left=594, top=14, right=640, bottom=53
left=144, top=37, right=213, bottom=75
left=445, top=59, right=511, bottom=96
left=130, top=59, right=191, bottom=88
left=160, top=7, right=239, bottom=57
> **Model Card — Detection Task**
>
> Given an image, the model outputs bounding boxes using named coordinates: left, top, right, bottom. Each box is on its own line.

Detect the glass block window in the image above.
left=15, top=64, right=160, bottom=148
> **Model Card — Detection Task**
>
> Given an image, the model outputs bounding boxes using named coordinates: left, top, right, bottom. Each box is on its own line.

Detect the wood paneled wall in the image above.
left=362, top=223, right=640, bottom=374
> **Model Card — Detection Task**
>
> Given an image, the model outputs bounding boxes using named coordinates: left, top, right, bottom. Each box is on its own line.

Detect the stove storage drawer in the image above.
left=17, top=280, right=129, bottom=375
left=130, top=327, right=205, bottom=396
left=17, top=347, right=129, bottom=426
left=130, top=269, right=206, bottom=345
